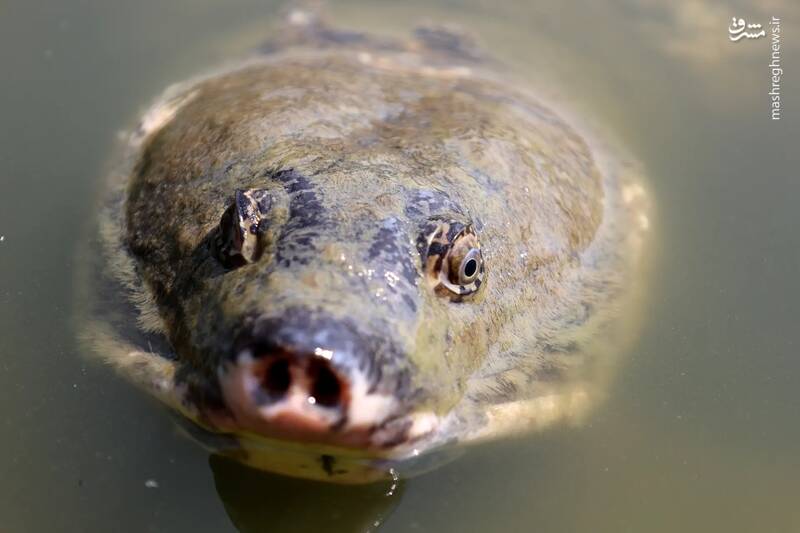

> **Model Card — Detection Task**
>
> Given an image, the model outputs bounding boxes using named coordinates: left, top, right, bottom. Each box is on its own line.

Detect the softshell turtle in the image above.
left=81, top=10, right=651, bottom=483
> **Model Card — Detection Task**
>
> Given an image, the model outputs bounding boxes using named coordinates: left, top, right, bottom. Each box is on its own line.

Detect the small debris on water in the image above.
left=144, top=479, right=159, bottom=489
left=385, top=468, right=399, bottom=496
left=0, top=235, right=5, bottom=242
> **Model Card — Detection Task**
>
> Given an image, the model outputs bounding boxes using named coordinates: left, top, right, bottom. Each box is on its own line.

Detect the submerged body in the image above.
left=83, top=15, right=650, bottom=482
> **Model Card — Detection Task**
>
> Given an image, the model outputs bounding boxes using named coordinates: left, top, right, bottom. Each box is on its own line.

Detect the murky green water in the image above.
left=1, top=1, right=798, bottom=531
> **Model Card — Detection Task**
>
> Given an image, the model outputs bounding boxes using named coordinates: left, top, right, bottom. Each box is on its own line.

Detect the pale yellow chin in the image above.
left=211, top=408, right=447, bottom=484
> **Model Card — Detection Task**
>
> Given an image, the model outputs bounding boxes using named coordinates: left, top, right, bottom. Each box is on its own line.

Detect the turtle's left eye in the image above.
left=421, top=220, right=485, bottom=301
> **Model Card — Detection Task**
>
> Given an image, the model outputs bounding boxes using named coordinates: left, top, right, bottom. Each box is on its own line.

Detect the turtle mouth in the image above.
left=209, top=347, right=438, bottom=451
left=202, top=307, right=437, bottom=452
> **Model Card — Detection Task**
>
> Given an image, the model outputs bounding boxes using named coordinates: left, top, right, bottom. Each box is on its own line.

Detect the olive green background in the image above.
left=0, top=0, right=798, bottom=531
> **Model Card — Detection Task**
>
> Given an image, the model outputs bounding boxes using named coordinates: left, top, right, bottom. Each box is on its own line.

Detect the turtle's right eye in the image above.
left=214, top=189, right=272, bottom=269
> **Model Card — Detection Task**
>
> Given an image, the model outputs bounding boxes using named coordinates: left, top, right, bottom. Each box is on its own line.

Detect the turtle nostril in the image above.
left=262, top=358, right=291, bottom=399
left=307, top=358, right=343, bottom=408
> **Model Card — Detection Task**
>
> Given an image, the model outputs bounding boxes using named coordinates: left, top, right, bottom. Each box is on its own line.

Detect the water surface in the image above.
left=1, top=1, right=798, bottom=531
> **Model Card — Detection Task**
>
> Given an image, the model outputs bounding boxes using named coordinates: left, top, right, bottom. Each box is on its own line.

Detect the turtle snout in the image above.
left=220, top=346, right=352, bottom=439
left=251, top=347, right=348, bottom=410
left=216, top=311, right=402, bottom=448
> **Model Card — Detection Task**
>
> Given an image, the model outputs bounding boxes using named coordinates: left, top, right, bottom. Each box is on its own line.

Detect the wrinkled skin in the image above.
left=82, top=15, right=650, bottom=482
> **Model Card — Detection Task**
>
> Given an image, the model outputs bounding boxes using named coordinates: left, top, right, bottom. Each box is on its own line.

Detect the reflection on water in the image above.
left=0, top=0, right=798, bottom=532
left=211, top=455, right=403, bottom=532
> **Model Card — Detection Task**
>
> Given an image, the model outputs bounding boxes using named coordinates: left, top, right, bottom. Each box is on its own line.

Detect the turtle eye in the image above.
left=421, top=220, right=485, bottom=301
left=452, top=247, right=482, bottom=286
left=214, top=189, right=272, bottom=268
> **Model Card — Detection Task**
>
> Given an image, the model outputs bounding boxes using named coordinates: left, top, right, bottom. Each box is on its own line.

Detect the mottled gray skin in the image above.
left=83, top=15, right=650, bottom=482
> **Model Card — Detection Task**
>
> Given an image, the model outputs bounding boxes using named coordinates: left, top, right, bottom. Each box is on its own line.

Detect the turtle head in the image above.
left=167, top=169, right=489, bottom=455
